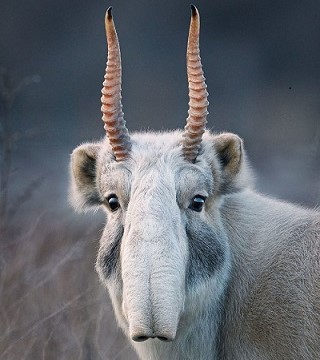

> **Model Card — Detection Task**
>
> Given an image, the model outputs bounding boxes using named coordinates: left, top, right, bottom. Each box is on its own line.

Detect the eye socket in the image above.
left=189, top=195, right=206, bottom=212
left=106, top=194, right=120, bottom=212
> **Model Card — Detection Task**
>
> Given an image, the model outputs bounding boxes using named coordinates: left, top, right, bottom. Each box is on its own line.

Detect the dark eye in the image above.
left=189, top=195, right=206, bottom=212
left=106, top=194, right=120, bottom=212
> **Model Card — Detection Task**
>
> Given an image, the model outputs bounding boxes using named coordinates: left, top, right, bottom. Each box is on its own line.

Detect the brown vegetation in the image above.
left=0, top=70, right=137, bottom=359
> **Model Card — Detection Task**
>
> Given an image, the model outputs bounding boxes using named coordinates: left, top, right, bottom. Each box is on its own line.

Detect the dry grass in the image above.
left=0, top=68, right=137, bottom=360
left=0, top=211, right=137, bottom=360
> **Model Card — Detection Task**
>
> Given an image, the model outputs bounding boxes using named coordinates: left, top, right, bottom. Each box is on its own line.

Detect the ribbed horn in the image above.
left=101, top=7, right=131, bottom=161
left=182, top=5, right=209, bottom=162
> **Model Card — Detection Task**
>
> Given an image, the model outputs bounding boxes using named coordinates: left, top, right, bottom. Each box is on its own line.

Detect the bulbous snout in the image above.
left=121, top=192, right=187, bottom=344
left=123, top=273, right=183, bottom=343
left=121, top=228, right=186, bottom=344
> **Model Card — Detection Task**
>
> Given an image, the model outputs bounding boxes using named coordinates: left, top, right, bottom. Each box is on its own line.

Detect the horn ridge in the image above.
left=101, top=7, right=131, bottom=161
left=182, top=5, right=209, bottom=162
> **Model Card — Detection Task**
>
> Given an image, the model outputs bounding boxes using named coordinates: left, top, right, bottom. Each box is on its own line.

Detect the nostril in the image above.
left=131, top=334, right=173, bottom=342
left=157, top=336, right=172, bottom=342
left=132, top=335, right=150, bottom=342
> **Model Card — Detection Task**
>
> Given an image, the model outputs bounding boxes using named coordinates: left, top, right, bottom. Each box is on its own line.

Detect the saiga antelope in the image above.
left=70, top=5, right=320, bottom=360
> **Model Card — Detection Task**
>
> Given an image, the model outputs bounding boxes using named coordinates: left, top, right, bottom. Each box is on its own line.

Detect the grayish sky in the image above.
left=0, top=0, right=319, bottom=208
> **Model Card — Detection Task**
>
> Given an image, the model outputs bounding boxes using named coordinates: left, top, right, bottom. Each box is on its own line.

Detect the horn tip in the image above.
left=106, top=6, right=113, bottom=20
left=190, top=4, right=198, bottom=17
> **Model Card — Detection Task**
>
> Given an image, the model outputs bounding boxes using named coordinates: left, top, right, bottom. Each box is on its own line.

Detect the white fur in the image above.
left=70, top=130, right=320, bottom=359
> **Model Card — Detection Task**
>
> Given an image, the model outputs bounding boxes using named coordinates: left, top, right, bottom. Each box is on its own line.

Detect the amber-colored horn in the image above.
left=182, top=5, right=209, bottom=162
left=101, top=7, right=131, bottom=161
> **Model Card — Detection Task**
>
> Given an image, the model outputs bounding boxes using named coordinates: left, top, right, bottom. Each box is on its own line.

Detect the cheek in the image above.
left=186, top=219, right=226, bottom=287
left=96, top=223, right=123, bottom=280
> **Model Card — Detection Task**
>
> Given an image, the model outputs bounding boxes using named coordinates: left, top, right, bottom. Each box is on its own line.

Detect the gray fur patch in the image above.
left=97, top=225, right=123, bottom=279
left=186, top=219, right=225, bottom=286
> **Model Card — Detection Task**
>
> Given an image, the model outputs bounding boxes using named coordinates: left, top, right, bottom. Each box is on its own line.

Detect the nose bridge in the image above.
left=126, top=200, right=182, bottom=258
left=126, top=168, right=178, bottom=238
left=120, top=171, right=186, bottom=342
left=123, top=188, right=182, bottom=283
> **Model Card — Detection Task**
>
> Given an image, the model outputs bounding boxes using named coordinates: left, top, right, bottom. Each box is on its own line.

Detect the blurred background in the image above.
left=0, top=0, right=319, bottom=359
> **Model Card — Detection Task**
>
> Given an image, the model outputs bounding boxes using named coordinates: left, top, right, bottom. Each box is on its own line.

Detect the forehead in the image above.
left=99, top=131, right=214, bottom=194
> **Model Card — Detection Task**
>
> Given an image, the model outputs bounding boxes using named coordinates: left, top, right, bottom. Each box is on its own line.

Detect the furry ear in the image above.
left=213, top=133, right=249, bottom=193
left=70, top=142, right=102, bottom=211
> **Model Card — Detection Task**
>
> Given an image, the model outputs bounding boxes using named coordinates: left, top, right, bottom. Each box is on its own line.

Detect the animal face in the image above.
left=70, top=131, right=246, bottom=341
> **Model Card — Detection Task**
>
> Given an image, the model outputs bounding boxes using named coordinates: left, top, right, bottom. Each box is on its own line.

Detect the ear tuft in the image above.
left=70, top=143, right=102, bottom=211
